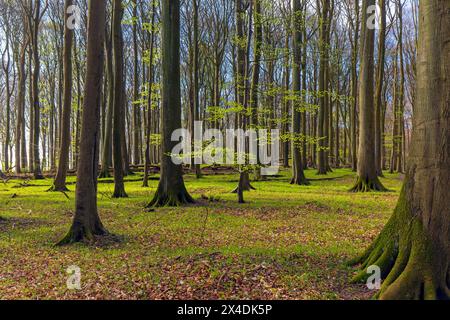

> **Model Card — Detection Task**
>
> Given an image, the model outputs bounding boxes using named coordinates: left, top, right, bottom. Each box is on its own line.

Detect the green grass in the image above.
left=0, top=168, right=402, bottom=299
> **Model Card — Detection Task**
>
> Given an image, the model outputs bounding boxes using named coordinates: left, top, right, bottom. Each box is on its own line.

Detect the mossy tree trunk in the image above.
left=58, top=0, right=108, bottom=245
left=350, top=0, right=386, bottom=192
left=148, top=0, right=194, bottom=207
left=352, top=0, right=450, bottom=299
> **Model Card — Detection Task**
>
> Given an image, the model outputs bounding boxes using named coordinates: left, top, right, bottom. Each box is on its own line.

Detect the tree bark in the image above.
left=291, top=0, right=309, bottom=185
left=148, top=0, right=194, bottom=207
left=350, top=0, right=386, bottom=192
left=52, top=0, right=74, bottom=191
left=58, top=0, right=108, bottom=245
left=111, top=0, right=128, bottom=198
left=352, top=0, right=450, bottom=299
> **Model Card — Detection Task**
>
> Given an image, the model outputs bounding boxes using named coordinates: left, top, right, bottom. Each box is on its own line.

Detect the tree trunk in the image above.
left=317, top=0, right=329, bottom=175
left=15, top=36, right=28, bottom=174
left=148, top=0, right=194, bottom=207
left=143, top=0, right=157, bottom=187
left=58, top=0, right=108, bottom=245
left=52, top=0, right=74, bottom=192
left=350, top=0, right=360, bottom=172
left=111, top=0, right=128, bottom=198
left=352, top=0, right=450, bottom=299
left=99, top=25, right=114, bottom=178
left=350, top=0, right=386, bottom=192
left=374, top=0, right=386, bottom=177
left=291, top=0, right=309, bottom=185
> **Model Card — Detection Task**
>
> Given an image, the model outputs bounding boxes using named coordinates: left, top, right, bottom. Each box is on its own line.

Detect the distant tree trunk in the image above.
left=143, top=0, right=157, bottom=187
left=233, top=0, right=255, bottom=202
left=352, top=0, right=450, bottom=299
left=27, top=46, right=34, bottom=173
left=192, top=0, right=201, bottom=179
left=148, top=0, right=194, bottom=207
left=111, top=0, right=128, bottom=198
left=396, top=0, right=405, bottom=174
left=350, top=0, right=360, bottom=172
left=282, top=34, right=290, bottom=168
left=374, top=0, right=386, bottom=177
left=58, top=0, right=108, bottom=245
left=132, top=0, right=141, bottom=165
left=350, top=0, right=386, bottom=192
left=30, top=0, right=44, bottom=179
left=250, top=0, right=262, bottom=181
left=2, top=24, right=12, bottom=172
left=99, top=25, right=113, bottom=178
left=52, top=0, right=74, bottom=192
left=291, top=0, right=309, bottom=185
left=317, top=0, right=330, bottom=175
left=15, top=36, right=28, bottom=174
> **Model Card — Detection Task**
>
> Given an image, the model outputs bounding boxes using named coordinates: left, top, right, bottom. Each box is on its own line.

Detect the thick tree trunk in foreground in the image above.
left=52, top=0, right=74, bottom=192
left=352, top=0, right=450, bottom=299
left=58, top=0, right=108, bottom=245
left=111, top=0, right=128, bottom=198
left=148, top=0, right=194, bottom=207
left=350, top=0, right=386, bottom=192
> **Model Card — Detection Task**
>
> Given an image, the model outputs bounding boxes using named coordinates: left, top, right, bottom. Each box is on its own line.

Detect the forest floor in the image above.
left=0, top=168, right=402, bottom=300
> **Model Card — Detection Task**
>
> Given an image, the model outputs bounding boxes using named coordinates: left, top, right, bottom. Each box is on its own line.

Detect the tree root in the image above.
left=147, top=188, right=195, bottom=208
left=48, top=184, right=70, bottom=192
left=350, top=188, right=450, bottom=300
left=349, top=176, right=388, bottom=192
left=112, top=188, right=128, bottom=198
left=290, top=175, right=310, bottom=186
left=98, top=170, right=111, bottom=179
left=56, top=224, right=109, bottom=246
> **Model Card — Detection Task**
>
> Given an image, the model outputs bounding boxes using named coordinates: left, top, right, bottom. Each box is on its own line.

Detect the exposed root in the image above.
left=48, top=186, right=70, bottom=193
left=147, top=188, right=195, bottom=208
left=56, top=224, right=109, bottom=246
left=350, top=187, right=449, bottom=300
left=349, top=176, right=388, bottom=192
left=112, top=188, right=128, bottom=199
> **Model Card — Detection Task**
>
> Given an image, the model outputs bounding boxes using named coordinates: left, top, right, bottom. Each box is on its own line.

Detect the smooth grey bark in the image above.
left=148, top=0, right=194, bottom=207
left=58, top=0, right=108, bottom=245
left=52, top=0, right=74, bottom=192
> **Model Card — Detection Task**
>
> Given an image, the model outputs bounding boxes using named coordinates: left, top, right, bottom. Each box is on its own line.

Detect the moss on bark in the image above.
left=350, top=187, right=450, bottom=300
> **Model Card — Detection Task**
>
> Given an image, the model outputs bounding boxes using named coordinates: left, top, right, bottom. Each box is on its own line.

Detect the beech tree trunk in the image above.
left=374, top=0, right=386, bottom=177
left=112, top=0, right=128, bottom=198
left=291, top=0, right=308, bottom=185
left=52, top=0, right=74, bottom=192
left=352, top=0, right=450, bottom=299
left=58, top=0, right=108, bottom=245
left=99, top=25, right=114, bottom=179
left=350, top=0, right=386, bottom=192
left=148, top=0, right=194, bottom=207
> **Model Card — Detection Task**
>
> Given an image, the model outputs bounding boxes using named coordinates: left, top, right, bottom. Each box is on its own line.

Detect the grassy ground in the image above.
left=0, top=168, right=402, bottom=300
